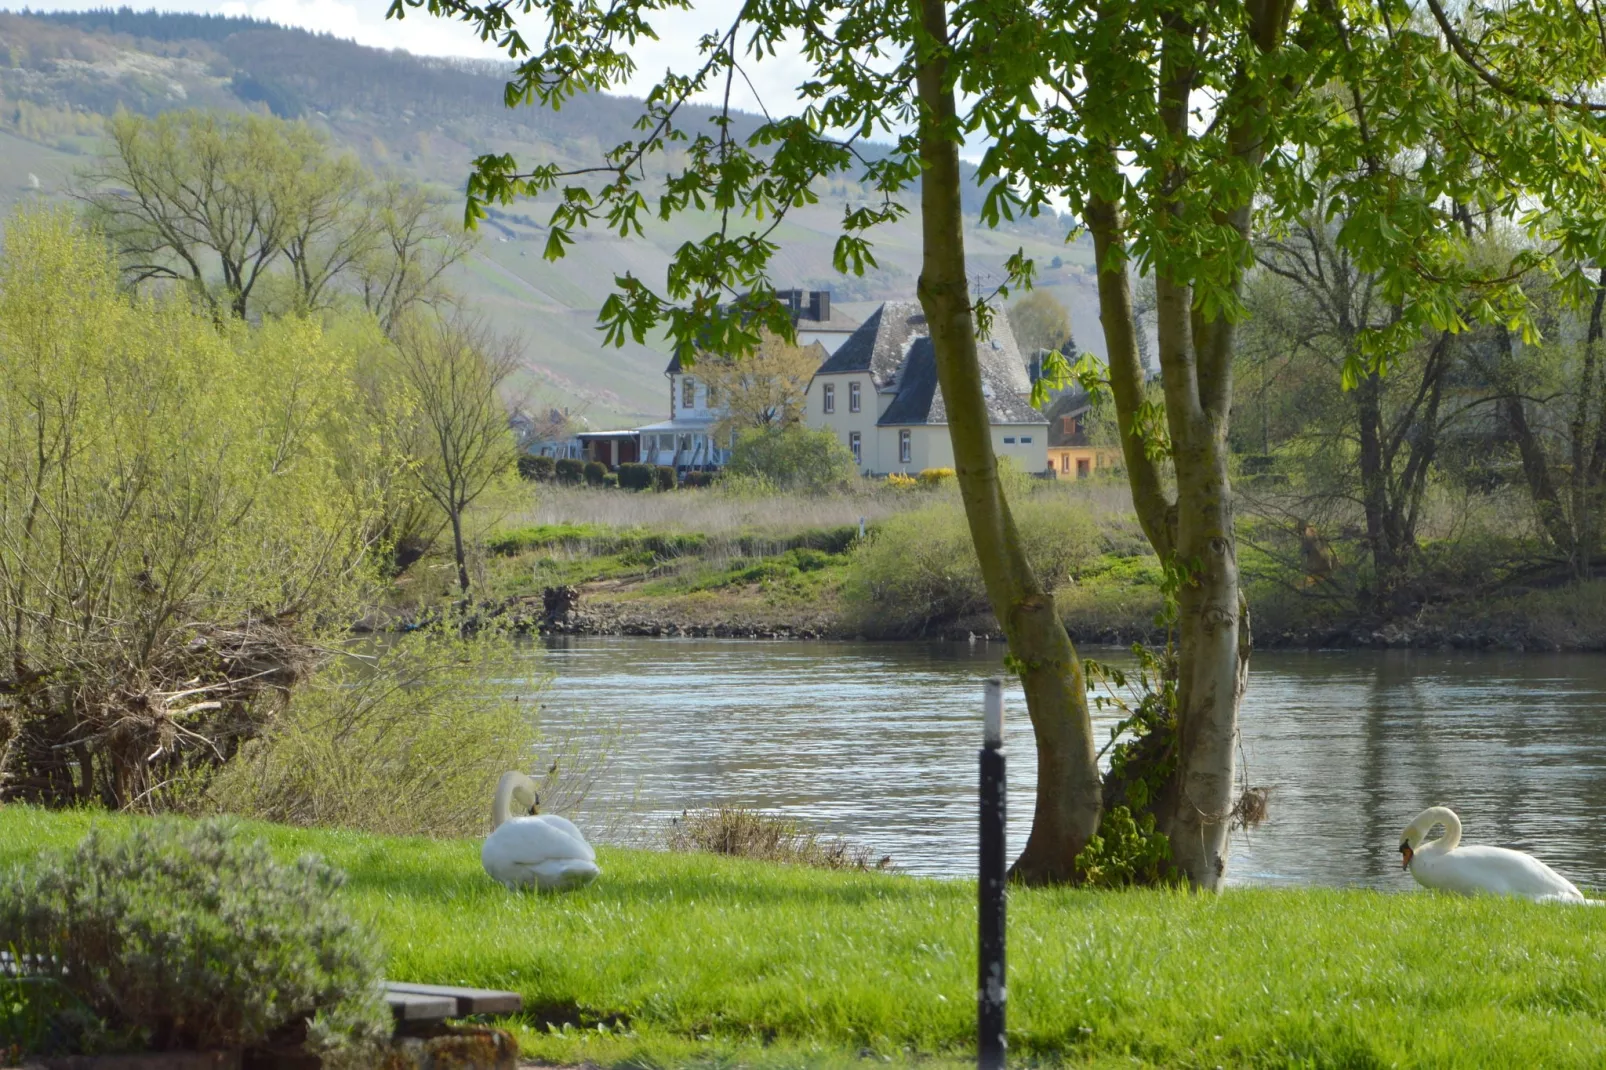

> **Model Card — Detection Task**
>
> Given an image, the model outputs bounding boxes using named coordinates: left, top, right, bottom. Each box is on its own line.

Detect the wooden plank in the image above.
left=384, top=982, right=522, bottom=1016
left=383, top=989, right=457, bottom=1022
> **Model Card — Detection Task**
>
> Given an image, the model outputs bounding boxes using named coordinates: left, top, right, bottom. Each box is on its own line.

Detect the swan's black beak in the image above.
left=527, top=792, right=540, bottom=816
left=1400, top=841, right=1413, bottom=869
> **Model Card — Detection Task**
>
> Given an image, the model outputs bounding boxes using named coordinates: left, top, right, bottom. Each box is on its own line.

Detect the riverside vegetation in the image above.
left=430, top=471, right=1606, bottom=652
left=6, top=806, right=1606, bottom=1069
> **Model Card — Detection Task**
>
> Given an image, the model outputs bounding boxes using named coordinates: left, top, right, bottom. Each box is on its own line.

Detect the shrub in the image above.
left=680, top=470, right=715, bottom=489
left=725, top=426, right=855, bottom=492
left=554, top=457, right=584, bottom=485
left=654, top=465, right=677, bottom=491
left=885, top=472, right=918, bottom=489
left=842, top=498, right=1099, bottom=635
left=917, top=467, right=956, bottom=487
left=518, top=454, right=556, bottom=481
left=603, top=472, right=618, bottom=488
left=668, top=807, right=892, bottom=871
left=209, top=628, right=544, bottom=837
left=618, top=462, right=654, bottom=491
left=582, top=460, right=607, bottom=486
left=0, top=820, right=389, bottom=1059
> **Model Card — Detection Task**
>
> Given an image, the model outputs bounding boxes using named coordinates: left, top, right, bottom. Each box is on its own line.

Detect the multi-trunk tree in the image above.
left=79, top=110, right=474, bottom=326
left=392, top=0, right=1606, bottom=887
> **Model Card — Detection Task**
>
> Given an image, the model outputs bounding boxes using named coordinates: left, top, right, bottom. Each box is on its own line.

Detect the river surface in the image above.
left=524, top=637, right=1606, bottom=890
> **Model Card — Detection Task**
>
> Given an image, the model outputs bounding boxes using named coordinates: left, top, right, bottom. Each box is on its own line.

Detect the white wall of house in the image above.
left=869, top=424, right=1047, bottom=474
left=668, top=371, right=720, bottom=420
left=806, top=373, right=882, bottom=471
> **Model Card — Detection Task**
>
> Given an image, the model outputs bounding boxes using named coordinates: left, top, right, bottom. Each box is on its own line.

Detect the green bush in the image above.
left=680, top=470, right=714, bottom=489
left=0, top=820, right=388, bottom=1059
left=583, top=460, right=607, bottom=486
left=209, top=628, right=543, bottom=837
left=842, top=499, right=1099, bottom=635
left=554, top=457, right=584, bottom=485
left=517, top=454, right=556, bottom=481
left=654, top=465, right=677, bottom=491
left=725, top=426, right=855, bottom=493
left=618, top=462, right=654, bottom=490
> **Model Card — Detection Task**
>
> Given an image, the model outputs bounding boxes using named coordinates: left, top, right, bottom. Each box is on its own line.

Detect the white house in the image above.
left=804, top=302, right=1048, bottom=475
left=630, top=290, right=860, bottom=472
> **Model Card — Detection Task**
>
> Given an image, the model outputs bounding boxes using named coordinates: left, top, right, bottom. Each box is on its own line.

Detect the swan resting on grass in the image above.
left=1399, top=806, right=1600, bottom=904
left=482, top=771, right=599, bottom=892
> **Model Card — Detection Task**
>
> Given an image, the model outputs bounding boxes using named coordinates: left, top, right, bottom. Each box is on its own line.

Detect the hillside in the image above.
left=0, top=8, right=1106, bottom=425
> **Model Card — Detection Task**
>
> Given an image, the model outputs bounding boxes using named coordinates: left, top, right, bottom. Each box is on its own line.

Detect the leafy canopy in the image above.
left=388, top=0, right=1606, bottom=387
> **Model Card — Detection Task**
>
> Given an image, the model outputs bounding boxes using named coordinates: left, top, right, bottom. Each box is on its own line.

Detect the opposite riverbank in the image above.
left=5, top=806, right=1605, bottom=1068
left=387, top=480, right=1606, bottom=652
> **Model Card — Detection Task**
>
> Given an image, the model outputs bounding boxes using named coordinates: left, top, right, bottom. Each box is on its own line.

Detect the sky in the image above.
left=3, top=0, right=808, bottom=115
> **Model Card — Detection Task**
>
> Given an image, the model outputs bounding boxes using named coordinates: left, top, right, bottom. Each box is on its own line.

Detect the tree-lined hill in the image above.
left=0, top=7, right=1104, bottom=424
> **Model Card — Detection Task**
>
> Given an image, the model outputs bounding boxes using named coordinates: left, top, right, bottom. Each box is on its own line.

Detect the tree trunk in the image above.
left=914, top=0, right=1101, bottom=884
left=1166, top=441, right=1248, bottom=889
left=449, top=507, right=471, bottom=594
left=1571, top=276, right=1606, bottom=579
left=1355, top=371, right=1401, bottom=612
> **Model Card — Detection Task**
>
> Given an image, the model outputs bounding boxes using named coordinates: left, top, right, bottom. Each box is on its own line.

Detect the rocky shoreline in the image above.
left=379, top=586, right=1606, bottom=653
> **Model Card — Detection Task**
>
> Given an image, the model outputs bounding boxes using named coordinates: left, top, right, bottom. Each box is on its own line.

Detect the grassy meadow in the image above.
left=5, top=807, right=1606, bottom=1068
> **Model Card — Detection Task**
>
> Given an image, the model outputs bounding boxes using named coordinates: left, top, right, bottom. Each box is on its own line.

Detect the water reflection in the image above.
left=523, top=638, right=1606, bottom=890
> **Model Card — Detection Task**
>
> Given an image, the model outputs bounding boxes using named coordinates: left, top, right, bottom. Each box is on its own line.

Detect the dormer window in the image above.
left=683, top=377, right=696, bottom=408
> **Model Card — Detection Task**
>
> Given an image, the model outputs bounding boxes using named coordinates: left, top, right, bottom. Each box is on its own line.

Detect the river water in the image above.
left=526, top=637, right=1606, bottom=890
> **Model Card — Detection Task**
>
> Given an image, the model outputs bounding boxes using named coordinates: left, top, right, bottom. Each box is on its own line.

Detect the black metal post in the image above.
left=978, top=678, right=1007, bottom=1070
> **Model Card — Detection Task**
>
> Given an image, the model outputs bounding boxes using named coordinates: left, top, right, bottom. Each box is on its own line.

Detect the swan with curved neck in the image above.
left=1399, top=806, right=1598, bottom=904
left=482, top=771, right=599, bottom=891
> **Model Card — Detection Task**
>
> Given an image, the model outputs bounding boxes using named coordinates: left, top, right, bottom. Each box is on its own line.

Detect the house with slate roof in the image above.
left=580, top=289, right=859, bottom=472
left=803, top=302, right=1049, bottom=475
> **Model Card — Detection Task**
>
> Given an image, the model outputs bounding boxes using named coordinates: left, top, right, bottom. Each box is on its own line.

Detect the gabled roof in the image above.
left=815, top=302, right=927, bottom=387
left=1045, top=390, right=1095, bottom=447
left=878, top=337, right=1049, bottom=427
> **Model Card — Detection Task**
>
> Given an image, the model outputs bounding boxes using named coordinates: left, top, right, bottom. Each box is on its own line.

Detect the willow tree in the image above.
left=392, top=0, right=1606, bottom=886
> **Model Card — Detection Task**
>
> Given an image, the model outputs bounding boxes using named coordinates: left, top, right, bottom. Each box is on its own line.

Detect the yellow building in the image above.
left=804, top=303, right=1048, bottom=475
left=1045, top=393, right=1121, bottom=478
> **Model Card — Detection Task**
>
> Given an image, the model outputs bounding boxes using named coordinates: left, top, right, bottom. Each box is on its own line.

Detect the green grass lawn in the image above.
left=4, top=807, right=1605, bottom=1068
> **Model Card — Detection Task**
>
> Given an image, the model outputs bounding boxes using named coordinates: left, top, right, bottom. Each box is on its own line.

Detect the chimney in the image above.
left=810, top=290, right=830, bottom=322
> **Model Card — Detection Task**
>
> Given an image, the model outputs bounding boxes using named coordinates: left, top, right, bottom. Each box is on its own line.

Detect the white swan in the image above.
left=1399, top=806, right=1599, bottom=904
left=481, top=771, right=600, bottom=892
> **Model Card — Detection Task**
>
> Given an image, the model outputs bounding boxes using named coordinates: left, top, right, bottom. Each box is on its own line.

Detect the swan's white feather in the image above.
left=1409, top=843, right=1584, bottom=902
left=482, top=814, right=599, bottom=891
left=1402, top=806, right=1597, bottom=905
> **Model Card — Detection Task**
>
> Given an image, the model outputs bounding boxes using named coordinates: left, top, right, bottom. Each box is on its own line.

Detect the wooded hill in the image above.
left=0, top=7, right=1101, bottom=423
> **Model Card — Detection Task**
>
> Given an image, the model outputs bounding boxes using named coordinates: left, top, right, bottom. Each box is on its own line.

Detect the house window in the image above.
left=706, top=383, right=718, bottom=407
left=1004, top=437, right=1016, bottom=444
left=823, top=383, right=836, bottom=414
left=678, top=434, right=692, bottom=452
left=849, top=431, right=861, bottom=465
left=683, top=377, right=696, bottom=408
left=849, top=381, right=861, bottom=413
left=1021, top=436, right=1032, bottom=443
left=1061, top=454, right=1071, bottom=472
left=899, top=429, right=911, bottom=464
left=1077, top=458, right=1090, bottom=478
left=1063, top=416, right=1077, bottom=433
